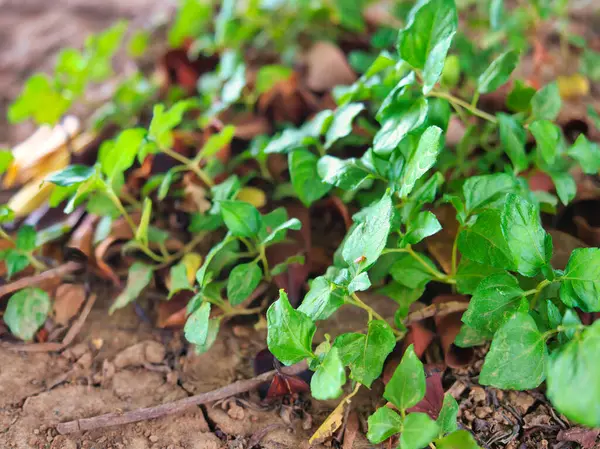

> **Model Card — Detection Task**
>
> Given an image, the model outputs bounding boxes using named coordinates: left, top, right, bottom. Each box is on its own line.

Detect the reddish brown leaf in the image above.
left=67, top=214, right=99, bottom=261
left=433, top=295, right=474, bottom=369
left=574, top=215, right=600, bottom=247
left=265, top=372, right=310, bottom=400
left=304, top=42, right=356, bottom=92
left=158, top=47, right=219, bottom=94
left=53, top=284, right=86, bottom=326
left=94, top=237, right=121, bottom=286
left=557, top=428, right=600, bottom=449
left=406, top=371, right=445, bottom=420
left=526, top=170, right=554, bottom=193
left=157, top=290, right=195, bottom=328
left=257, top=72, right=318, bottom=125
left=549, top=229, right=588, bottom=270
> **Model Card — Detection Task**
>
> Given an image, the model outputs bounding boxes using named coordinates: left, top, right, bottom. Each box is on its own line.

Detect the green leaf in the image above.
left=266, top=290, right=316, bottom=365
left=367, top=407, right=403, bottom=444
left=324, top=103, right=365, bottom=149
left=506, top=79, right=536, bottom=113
left=404, top=211, right=441, bottom=245
left=0, top=205, right=15, bottom=224
left=347, top=272, right=371, bottom=294
left=501, top=193, right=550, bottom=277
left=298, top=276, right=345, bottom=321
left=549, top=171, right=576, bottom=205
left=530, top=120, right=562, bottom=165
left=462, top=173, right=515, bottom=215
left=568, top=134, right=600, bottom=175
left=46, top=165, right=95, bottom=187
left=16, top=225, right=37, bottom=252
left=194, top=317, right=220, bottom=354
left=455, top=259, right=504, bottom=295
left=168, top=263, right=193, bottom=299
left=147, top=101, right=194, bottom=149
left=458, top=209, right=515, bottom=270
left=462, top=272, right=526, bottom=337
left=480, top=312, right=547, bottom=389
left=498, top=114, right=528, bottom=173
left=109, top=262, right=153, bottom=314
left=436, top=430, right=481, bottom=449
left=270, top=255, right=305, bottom=276
left=477, top=51, right=518, bottom=93
left=8, top=74, right=70, bottom=125
left=227, top=262, right=262, bottom=306
left=559, top=248, right=600, bottom=312
left=399, top=126, right=443, bottom=198
left=0, top=150, right=14, bottom=175
left=210, top=175, right=241, bottom=214
left=401, top=412, right=440, bottom=449
left=334, top=0, right=366, bottom=31
left=531, top=82, right=562, bottom=121
left=128, top=30, right=149, bottom=58
left=220, top=200, right=262, bottom=237
left=384, top=344, right=425, bottom=411
left=317, top=156, right=372, bottom=191
left=184, top=301, right=211, bottom=346
left=454, top=322, right=488, bottom=348
left=289, top=150, right=332, bottom=207
left=389, top=253, right=435, bottom=289
left=100, top=128, right=146, bottom=179
left=547, top=320, right=600, bottom=427
left=5, top=250, right=30, bottom=279
left=4, top=288, right=50, bottom=341
left=373, top=97, right=428, bottom=155
left=347, top=320, right=396, bottom=387
left=310, top=347, right=346, bottom=400
left=437, top=394, right=459, bottom=436
left=397, top=0, right=458, bottom=93
left=342, top=193, right=392, bottom=267
left=168, top=0, right=211, bottom=47
left=199, top=125, right=236, bottom=159
left=255, top=65, right=293, bottom=94
left=261, top=218, right=301, bottom=246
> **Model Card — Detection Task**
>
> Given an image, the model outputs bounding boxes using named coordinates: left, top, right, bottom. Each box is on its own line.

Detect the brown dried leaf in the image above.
left=557, top=427, right=600, bottom=449
left=342, top=411, right=359, bottom=449
left=258, top=72, right=318, bottom=125
left=426, top=205, right=458, bottom=274
left=304, top=42, right=356, bottom=92
left=53, top=284, right=86, bottom=326
left=309, top=397, right=346, bottom=445
left=433, top=295, right=473, bottom=368
left=549, top=228, right=587, bottom=270
left=67, top=214, right=99, bottom=261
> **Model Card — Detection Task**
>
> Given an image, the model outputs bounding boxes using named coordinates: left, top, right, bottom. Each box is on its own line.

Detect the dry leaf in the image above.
left=557, top=427, right=600, bottom=449
left=67, top=214, right=99, bottom=261
left=8, top=179, right=55, bottom=217
left=342, top=411, right=359, bottom=449
left=426, top=205, right=458, bottom=274
left=309, top=397, right=347, bottom=445
left=549, top=228, right=587, bottom=270
left=53, top=284, right=86, bottom=326
left=433, top=295, right=473, bottom=368
left=304, top=42, right=356, bottom=92
left=557, top=74, right=590, bottom=100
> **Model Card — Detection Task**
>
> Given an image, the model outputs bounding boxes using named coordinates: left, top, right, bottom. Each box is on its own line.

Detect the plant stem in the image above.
left=105, top=189, right=138, bottom=235
left=427, top=90, right=497, bottom=124
left=350, top=293, right=404, bottom=337
left=543, top=323, right=585, bottom=341
left=451, top=225, right=462, bottom=276
left=161, top=147, right=214, bottom=187
left=0, top=229, right=48, bottom=272
left=258, top=245, right=272, bottom=282
left=527, top=279, right=551, bottom=310
left=470, top=91, right=480, bottom=108
left=153, top=232, right=208, bottom=270
left=383, top=246, right=456, bottom=284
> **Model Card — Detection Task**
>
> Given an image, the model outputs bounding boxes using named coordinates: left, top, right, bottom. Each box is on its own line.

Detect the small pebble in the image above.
left=149, top=435, right=159, bottom=443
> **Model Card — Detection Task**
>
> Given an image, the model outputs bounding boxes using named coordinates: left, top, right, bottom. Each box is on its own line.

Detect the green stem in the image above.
left=382, top=247, right=456, bottom=284
left=258, top=245, right=272, bottom=282
left=153, top=232, right=208, bottom=270
left=471, top=91, right=480, bottom=108
left=349, top=293, right=404, bottom=337
left=451, top=225, right=462, bottom=276
left=543, top=323, right=585, bottom=341
left=161, top=146, right=215, bottom=187
left=0, top=229, right=48, bottom=272
left=427, top=90, right=498, bottom=124
left=527, top=279, right=551, bottom=310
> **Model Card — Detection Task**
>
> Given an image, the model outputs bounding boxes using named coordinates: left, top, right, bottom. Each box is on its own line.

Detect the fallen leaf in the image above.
left=304, top=42, right=357, bottom=92
left=557, top=427, right=600, bottom=449
left=574, top=215, right=600, bottom=247
left=557, top=74, right=590, bottom=100
left=258, top=72, right=318, bottom=125
left=157, top=290, right=194, bottom=328
left=158, top=47, right=219, bottom=94
left=407, top=371, right=445, bottom=419
left=433, top=295, right=474, bottom=368
left=7, top=179, right=55, bottom=217
left=53, top=284, right=86, bottom=325
left=237, top=186, right=267, bottom=208
left=67, top=214, right=99, bottom=261
left=342, top=411, right=359, bottom=449
left=426, top=205, right=458, bottom=274
left=309, top=398, right=346, bottom=445
left=549, top=228, right=588, bottom=270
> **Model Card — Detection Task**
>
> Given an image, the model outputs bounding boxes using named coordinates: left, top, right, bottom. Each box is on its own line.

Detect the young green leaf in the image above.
left=568, top=134, right=600, bottom=175
left=220, top=200, right=262, bottom=237
left=8, top=74, right=70, bottom=125
left=530, top=120, right=562, bottom=165
left=298, top=276, right=346, bottom=321
left=480, top=312, right=547, bottom=389
left=384, top=344, right=426, bottom=411
left=227, top=262, right=262, bottom=306
left=436, top=430, right=481, bottom=449
left=324, top=103, right=365, bottom=149
left=99, top=128, right=146, bottom=179
left=342, top=192, right=392, bottom=267
left=462, top=173, right=515, bottom=215
left=46, top=165, right=95, bottom=187
left=317, top=156, right=372, bottom=190
left=347, top=272, right=371, bottom=294
left=199, top=125, right=236, bottom=159
left=0, top=149, right=14, bottom=175
left=0, top=205, right=15, bottom=223
left=547, top=320, right=600, bottom=427
left=310, top=347, right=346, bottom=400
left=261, top=218, right=302, bottom=246
left=390, top=253, right=435, bottom=289
left=366, top=407, right=403, bottom=444
left=477, top=51, right=518, bottom=93
left=266, top=290, right=316, bottom=365
left=4, top=250, right=29, bottom=280
left=462, top=272, right=526, bottom=337
left=404, top=211, right=442, bottom=245
left=3, top=288, right=51, bottom=341
left=194, top=317, right=220, bottom=354
left=398, top=126, right=443, bottom=198
left=501, top=193, right=551, bottom=277
left=497, top=114, right=528, bottom=173
left=184, top=301, right=211, bottom=346
left=559, top=248, right=600, bottom=312
left=16, top=225, right=37, bottom=252
left=168, top=263, right=193, bottom=299
left=400, top=412, right=440, bottom=449
left=549, top=171, right=576, bottom=205
left=109, top=262, right=153, bottom=314
left=397, top=0, right=458, bottom=93
left=531, top=82, right=562, bottom=121
left=168, top=0, right=211, bottom=47
left=289, top=150, right=332, bottom=207
left=506, top=79, right=536, bottom=113
left=437, top=394, right=459, bottom=436
left=373, top=97, right=428, bottom=155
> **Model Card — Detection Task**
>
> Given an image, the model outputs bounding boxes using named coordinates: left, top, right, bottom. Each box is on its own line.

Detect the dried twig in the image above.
left=2, top=293, right=97, bottom=353
left=404, top=301, right=469, bottom=325
left=0, top=261, right=82, bottom=298
left=56, top=360, right=309, bottom=434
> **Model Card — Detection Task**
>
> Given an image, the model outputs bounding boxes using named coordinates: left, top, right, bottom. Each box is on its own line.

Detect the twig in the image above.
left=2, top=293, right=97, bottom=352
left=56, top=360, right=309, bottom=434
left=403, top=301, right=469, bottom=325
left=0, top=261, right=82, bottom=298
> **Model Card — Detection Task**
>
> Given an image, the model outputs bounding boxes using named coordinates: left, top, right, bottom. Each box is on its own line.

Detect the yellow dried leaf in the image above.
left=309, top=384, right=361, bottom=445
left=182, top=253, right=203, bottom=284
left=8, top=179, right=54, bottom=217
left=237, top=186, right=266, bottom=208
left=557, top=74, right=590, bottom=100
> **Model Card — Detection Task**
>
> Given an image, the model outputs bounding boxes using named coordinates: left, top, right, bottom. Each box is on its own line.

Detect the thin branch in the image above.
left=0, top=261, right=82, bottom=298
left=56, top=360, right=308, bottom=434
left=403, top=301, right=469, bottom=325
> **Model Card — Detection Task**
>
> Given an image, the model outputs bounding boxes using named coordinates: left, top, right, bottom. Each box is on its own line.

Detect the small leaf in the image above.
left=100, top=128, right=146, bottom=179
left=347, top=272, right=371, bottom=294
left=498, top=114, right=528, bottom=173
left=46, top=165, right=95, bottom=187
left=559, top=248, right=600, bottom=312
left=347, top=320, right=396, bottom=387
left=530, top=120, right=562, bottom=165
left=568, top=134, right=600, bottom=175
left=0, top=149, right=14, bottom=175
left=324, top=103, right=365, bottom=149
left=184, top=301, right=211, bottom=346
left=168, top=0, right=211, bottom=47
left=194, top=317, right=220, bottom=354
left=399, top=126, right=443, bottom=198
left=501, top=193, right=550, bottom=277
left=227, top=262, right=262, bottom=306
left=168, top=263, right=193, bottom=299
left=267, top=290, right=316, bottom=365
left=480, top=312, right=547, bottom=390
left=477, top=51, right=519, bottom=93
left=397, top=0, right=458, bottom=93
left=373, top=97, right=428, bottom=155
left=311, top=347, right=346, bottom=400
left=255, top=65, right=293, bottom=95
left=506, top=79, right=536, bottom=112
left=455, top=259, right=504, bottom=294
left=261, top=218, right=302, bottom=246
left=462, top=173, right=515, bottom=215
left=8, top=74, right=70, bottom=125
left=384, top=344, right=426, bottom=412
left=16, top=225, right=37, bottom=251
left=390, top=253, right=435, bottom=289
left=109, top=263, right=153, bottom=314
left=462, top=272, right=526, bottom=337
left=220, top=200, right=262, bottom=237
left=289, top=150, right=332, bottom=207
left=317, top=155, right=372, bottom=190
left=547, top=320, right=600, bottom=427
left=531, top=82, right=562, bottom=121
left=404, top=211, right=442, bottom=245
left=550, top=171, right=576, bottom=205
left=436, top=430, right=481, bottom=449
left=199, top=125, right=236, bottom=159
left=400, top=412, right=440, bottom=449
left=4, top=288, right=50, bottom=341
left=4, top=250, right=30, bottom=279
left=298, top=276, right=346, bottom=321
left=437, top=394, right=459, bottom=436
left=366, top=407, right=403, bottom=444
